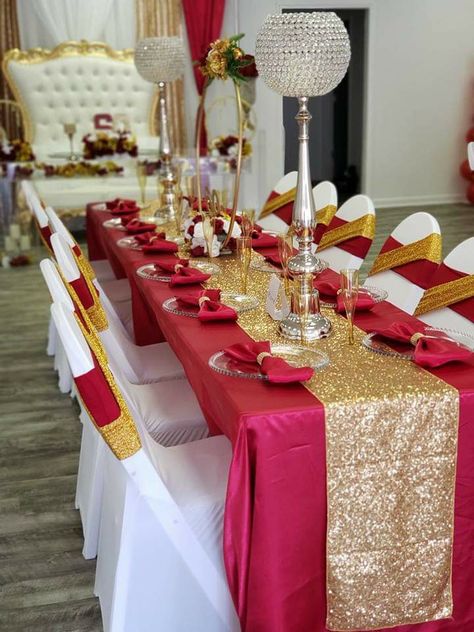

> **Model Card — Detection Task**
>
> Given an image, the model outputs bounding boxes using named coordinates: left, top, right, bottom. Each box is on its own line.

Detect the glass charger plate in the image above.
left=103, top=217, right=167, bottom=230
left=136, top=260, right=220, bottom=282
left=362, top=326, right=474, bottom=361
left=209, top=343, right=329, bottom=380
left=117, top=235, right=182, bottom=250
left=320, top=285, right=388, bottom=308
left=162, top=293, right=259, bottom=317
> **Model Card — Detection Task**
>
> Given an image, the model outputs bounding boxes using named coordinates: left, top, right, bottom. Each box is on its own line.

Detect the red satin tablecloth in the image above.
left=87, top=204, right=474, bottom=632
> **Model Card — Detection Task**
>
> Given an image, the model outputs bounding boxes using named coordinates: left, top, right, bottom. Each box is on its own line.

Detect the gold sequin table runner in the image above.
left=208, top=255, right=459, bottom=631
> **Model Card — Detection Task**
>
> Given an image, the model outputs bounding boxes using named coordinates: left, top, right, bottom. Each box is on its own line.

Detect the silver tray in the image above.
left=209, top=343, right=329, bottom=380
left=162, top=293, right=259, bottom=317
left=362, top=326, right=474, bottom=361
left=136, top=260, right=220, bottom=282
left=320, top=285, right=388, bottom=308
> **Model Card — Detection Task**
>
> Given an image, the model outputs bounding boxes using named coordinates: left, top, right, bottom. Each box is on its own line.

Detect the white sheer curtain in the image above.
left=16, top=0, right=136, bottom=49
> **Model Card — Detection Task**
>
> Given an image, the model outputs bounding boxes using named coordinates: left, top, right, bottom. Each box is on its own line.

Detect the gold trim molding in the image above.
left=2, top=40, right=158, bottom=141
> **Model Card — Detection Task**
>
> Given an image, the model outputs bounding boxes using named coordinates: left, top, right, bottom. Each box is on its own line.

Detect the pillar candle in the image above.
left=9, top=224, right=20, bottom=239
left=20, top=235, right=31, bottom=251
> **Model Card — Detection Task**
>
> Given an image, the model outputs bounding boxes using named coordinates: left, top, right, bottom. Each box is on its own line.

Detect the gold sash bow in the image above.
left=317, top=213, right=376, bottom=252
left=414, top=274, right=474, bottom=315
left=316, top=203, right=337, bottom=227
left=260, top=187, right=296, bottom=219
left=368, top=233, right=442, bottom=276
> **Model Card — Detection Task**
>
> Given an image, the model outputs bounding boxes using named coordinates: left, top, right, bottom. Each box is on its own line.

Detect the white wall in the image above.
left=227, top=0, right=474, bottom=208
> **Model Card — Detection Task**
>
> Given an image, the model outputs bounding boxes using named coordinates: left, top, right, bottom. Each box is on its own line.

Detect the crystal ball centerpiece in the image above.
left=134, top=36, right=184, bottom=84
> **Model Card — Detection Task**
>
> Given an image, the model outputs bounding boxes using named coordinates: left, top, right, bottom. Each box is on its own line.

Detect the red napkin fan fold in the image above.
left=372, top=321, right=473, bottom=368
left=177, top=289, right=237, bottom=322
left=224, top=341, right=314, bottom=383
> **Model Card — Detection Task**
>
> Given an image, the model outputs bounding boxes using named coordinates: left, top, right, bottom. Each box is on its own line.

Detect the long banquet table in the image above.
left=87, top=204, right=474, bottom=632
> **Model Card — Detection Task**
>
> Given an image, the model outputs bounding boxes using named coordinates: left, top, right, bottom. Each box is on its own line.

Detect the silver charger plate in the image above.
left=117, top=235, right=182, bottom=250
left=209, top=343, right=329, bottom=380
left=162, top=293, right=259, bottom=317
left=320, top=285, right=388, bottom=309
left=136, top=260, right=220, bottom=282
left=362, top=326, right=474, bottom=361
left=103, top=216, right=166, bottom=230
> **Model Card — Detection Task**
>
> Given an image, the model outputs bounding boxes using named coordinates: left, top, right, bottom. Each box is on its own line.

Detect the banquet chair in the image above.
left=50, top=233, right=186, bottom=385
left=50, top=301, right=239, bottom=631
left=415, top=237, right=474, bottom=336
left=44, top=204, right=128, bottom=299
left=315, top=194, right=376, bottom=272
left=41, top=257, right=209, bottom=558
left=258, top=171, right=297, bottom=233
left=365, top=212, right=442, bottom=314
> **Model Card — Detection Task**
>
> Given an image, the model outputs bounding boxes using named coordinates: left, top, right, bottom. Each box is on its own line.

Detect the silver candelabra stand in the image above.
left=135, top=36, right=184, bottom=219
left=255, top=12, right=351, bottom=340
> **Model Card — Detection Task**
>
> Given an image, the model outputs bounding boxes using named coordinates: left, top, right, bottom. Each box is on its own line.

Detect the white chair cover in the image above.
left=51, top=302, right=239, bottom=630
left=418, top=237, right=474, bottom=336
left=365, top=212, right=441, bottom=314
left=258, top=171, right=297, bottom=233
left=316, top=194, right=375, bottom=272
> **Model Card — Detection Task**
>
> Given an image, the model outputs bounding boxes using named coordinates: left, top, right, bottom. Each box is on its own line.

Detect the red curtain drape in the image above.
left=182, top=0, right=226, bottom=155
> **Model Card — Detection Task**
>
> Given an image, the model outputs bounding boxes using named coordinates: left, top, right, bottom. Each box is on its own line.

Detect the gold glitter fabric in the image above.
left=368, top=233, right=442, bottom=276
left=76, top=251, right=97, bottom=281
left=74, top=313, right=142, bottom=461
left=259, top=186, right=296, bottom=219
left=208, top=254, right=459, bottom=631
left=415, top=274, right=474, bottom=316
left=317, top=214, right=376, bottom=252
left=316, top=203, right=337, bottom=227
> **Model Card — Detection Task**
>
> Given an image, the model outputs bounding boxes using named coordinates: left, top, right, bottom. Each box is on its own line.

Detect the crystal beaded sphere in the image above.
left=255, top=12, right=350, bottom=97
left=134, top=37, right=184, bottom=83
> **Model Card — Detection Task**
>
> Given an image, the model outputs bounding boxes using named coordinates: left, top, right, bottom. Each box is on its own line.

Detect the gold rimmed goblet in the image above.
left=340, top=268, right=359, bottom=344
left=63, top=123, right=78, bottom=161
left=236, top=235, right=252, bottom=294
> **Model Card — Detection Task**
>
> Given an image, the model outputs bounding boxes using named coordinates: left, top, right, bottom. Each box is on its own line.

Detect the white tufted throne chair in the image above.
left=2, top=41, right=160, bottom=213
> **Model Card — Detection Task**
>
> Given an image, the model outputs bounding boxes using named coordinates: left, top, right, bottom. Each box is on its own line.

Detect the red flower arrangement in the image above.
left=82, top=131, right=138, bottom=159
left=0, top=139, right=35, bottom=162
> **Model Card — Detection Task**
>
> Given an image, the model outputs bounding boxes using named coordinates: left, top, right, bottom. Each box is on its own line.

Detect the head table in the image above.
left=87, top=204, right=474, bottom=632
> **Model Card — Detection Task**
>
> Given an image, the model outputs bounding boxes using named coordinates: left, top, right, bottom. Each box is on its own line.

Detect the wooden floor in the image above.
left=0, top=202, right=472, bottom=631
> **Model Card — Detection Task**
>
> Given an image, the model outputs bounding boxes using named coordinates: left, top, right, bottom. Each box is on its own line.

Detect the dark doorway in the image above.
left=283, top=8, right=366, bottom=203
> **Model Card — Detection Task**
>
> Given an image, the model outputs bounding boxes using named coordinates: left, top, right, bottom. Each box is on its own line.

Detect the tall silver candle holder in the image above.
left=135, top=36, right=184, bottom=219
left=256, top=12, right=350, bottom=340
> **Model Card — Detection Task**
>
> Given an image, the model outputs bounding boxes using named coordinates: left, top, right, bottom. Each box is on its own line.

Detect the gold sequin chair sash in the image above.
left=316, top=203, right=337, bottom=227
left=73, top=312, right=141, bottom=460
left=259, top=187, right=296, bottom=219
left=369, top=233, right=442, bottom=276
left=317, top=213, right=375, bottom=252
left=415, top=274, right=474, bottom=315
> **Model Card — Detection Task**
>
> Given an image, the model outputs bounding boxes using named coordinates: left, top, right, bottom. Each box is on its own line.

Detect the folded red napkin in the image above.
left=106, top=198, right=137, bottom=210
left=108, top=199, right=140, bottom=215
left=224, top=341, right=314, bottom=383
left=372, top=321, right=473, bottom=368
left=264, top=253, right=283, bottom=267
left=252, top=232, right=279, bottom=249
left=120, top=214, right=139, bottom=226
left=169, top=265, right=211, bottom=286
left=176, top=289, right=238, bottom=322
left=132, top=231, right=178, bottom=254
left=153, top=258, right=189, bottom=273
left=124, top=218, right=157, bottom=234
left=313, top=278, right=375, bottom=313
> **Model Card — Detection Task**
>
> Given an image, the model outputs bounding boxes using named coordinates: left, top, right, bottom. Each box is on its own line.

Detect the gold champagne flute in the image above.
left=63, top=122, right=78, bottom=161
left=202, top=215, right=215, bottom=263
left=340, top=268, right=359, bottom=345
left=277, top=232, right=293, bottom=297
left=136, top=161, right=147, bottom=206
left=236, top=235, right=252, bottom=294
